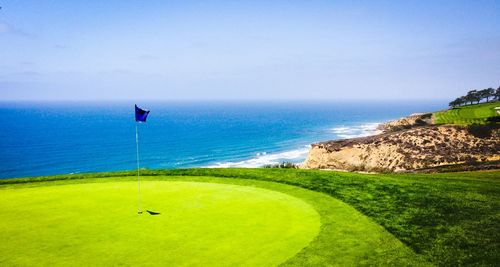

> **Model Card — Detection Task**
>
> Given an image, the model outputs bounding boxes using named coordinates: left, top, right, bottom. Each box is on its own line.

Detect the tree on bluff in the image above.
left=479, top=88, right=495, bottom=102
left=449, top=85, right=499, bottom=107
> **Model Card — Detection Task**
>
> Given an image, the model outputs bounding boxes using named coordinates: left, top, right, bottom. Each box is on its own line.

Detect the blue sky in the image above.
left=1, top=0, right=499, bottom=101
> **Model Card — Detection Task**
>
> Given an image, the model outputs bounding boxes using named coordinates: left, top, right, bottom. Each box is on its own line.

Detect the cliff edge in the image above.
left=302, top=109, right=500, bottom=172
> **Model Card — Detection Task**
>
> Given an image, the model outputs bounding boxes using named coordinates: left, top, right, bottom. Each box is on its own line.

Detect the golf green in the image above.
left=0, top=181, right=320, bottom=266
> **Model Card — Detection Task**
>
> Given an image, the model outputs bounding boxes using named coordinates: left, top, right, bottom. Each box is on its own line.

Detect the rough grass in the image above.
left=1, top=169, right=499, bottom=266
left=433, top=101, right=499, bottom=125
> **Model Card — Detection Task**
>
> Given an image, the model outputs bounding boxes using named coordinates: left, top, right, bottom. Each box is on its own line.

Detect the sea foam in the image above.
left=206, top=122, right=383, bottom=168
left=331, top=122, right=382, bottom=139
left=205, top=145, right=311, bottom=168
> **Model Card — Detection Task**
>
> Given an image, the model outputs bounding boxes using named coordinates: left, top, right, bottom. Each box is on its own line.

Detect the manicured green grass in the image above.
left=1, top=168, right=499, bottom=266
left=0, top=180, right=320, bottom=266
left=433, top=101, right=499, bottom=125
left=0, top=177, right=425, bottom=266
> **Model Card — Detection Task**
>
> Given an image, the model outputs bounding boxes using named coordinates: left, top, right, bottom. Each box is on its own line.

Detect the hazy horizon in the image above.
left=1, top=1, right=499, bottom=101
left=0, top=98, right=450, bottom=104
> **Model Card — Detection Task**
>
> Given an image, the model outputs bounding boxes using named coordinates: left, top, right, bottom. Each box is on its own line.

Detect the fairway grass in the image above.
left=433, top=101, right=499, bottom=125
left=0, top=177, right=425, bottom=266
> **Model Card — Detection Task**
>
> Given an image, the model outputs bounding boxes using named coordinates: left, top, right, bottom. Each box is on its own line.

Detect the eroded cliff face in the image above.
left=377, top=113, right=433, bottom=132
left=302, top=125, right=500, bottom=172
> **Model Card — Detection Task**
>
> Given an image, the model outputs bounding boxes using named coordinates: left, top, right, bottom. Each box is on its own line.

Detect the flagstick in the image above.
left=135, top=124, right=142, bottom=214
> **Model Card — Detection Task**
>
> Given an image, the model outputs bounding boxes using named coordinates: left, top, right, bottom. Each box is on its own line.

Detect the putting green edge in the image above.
left=0, top=176, right=430, bottom=266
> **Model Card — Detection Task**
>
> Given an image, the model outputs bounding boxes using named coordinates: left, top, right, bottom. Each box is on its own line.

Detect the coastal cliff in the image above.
left=303, top=115, right=500, bottom=172
left=377, top=113, right=433, bottom=132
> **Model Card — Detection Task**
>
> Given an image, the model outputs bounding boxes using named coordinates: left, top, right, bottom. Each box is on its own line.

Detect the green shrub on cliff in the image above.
left=263, top=161, right=299, bottom=168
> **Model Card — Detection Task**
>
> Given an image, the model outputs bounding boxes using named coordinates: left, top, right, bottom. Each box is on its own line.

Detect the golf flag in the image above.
left=135, top=105, right=150, bottom=122
left=134, top=104, right=150, bottom=214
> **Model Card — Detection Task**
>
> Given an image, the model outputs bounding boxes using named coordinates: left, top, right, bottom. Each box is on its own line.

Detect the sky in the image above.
left=0, top=0, right=499, bottom=101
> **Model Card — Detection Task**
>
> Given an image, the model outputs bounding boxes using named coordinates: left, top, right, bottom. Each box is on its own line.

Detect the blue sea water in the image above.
left=0, top=101, right=445, bottom=178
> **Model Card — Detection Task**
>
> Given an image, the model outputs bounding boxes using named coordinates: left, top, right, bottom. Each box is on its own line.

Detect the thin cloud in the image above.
left=97, top=69, right=134, bottom=75
left=138, top=54, right=158, bottom=60
left=0, top=21, right=35, bottom=38
left=16, top=71, right=41, bottom=76
left=54, top=44, right=68, bottom=49
left=0, top=22, right=10, bottom=33
left=20, top=61, right=36, bottom=66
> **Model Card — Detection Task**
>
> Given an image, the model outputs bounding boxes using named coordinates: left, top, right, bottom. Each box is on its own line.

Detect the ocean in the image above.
left=0, top=101, right=445, bottom=178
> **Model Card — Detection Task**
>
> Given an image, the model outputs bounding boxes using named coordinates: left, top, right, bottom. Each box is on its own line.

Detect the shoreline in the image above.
left=205, top=121, right=386, bottom=169
left=302, top=105, right=500, bottom=172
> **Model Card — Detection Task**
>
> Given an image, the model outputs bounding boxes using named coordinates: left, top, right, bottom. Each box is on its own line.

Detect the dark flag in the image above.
left=135, top=105, right=150, bottom=122
left=134, top=104, right=150, bottom=214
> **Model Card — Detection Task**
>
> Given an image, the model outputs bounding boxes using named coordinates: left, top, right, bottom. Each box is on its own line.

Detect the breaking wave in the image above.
left=205, top=122, right=382, bottom=168
left=205, top=145, right=311, bottom=168
left=331, top=122, right=382, bottom=139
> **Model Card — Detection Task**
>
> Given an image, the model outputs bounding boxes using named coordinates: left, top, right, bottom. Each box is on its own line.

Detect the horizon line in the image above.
left=0, top=98, right=451, bottom=103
